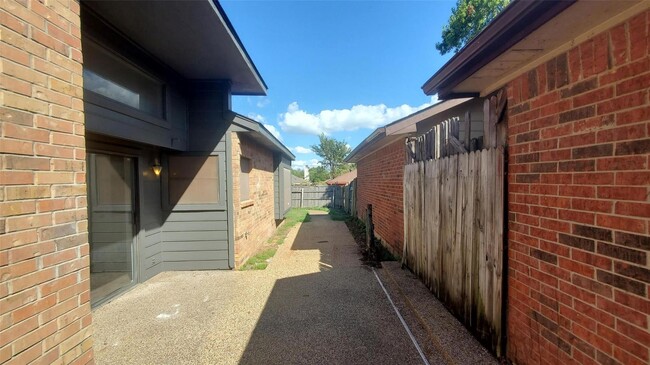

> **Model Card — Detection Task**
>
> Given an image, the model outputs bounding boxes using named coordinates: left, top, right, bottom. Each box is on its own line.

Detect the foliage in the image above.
left=308, top=166, right=330, bottom=184
left=436, top=0, right=511, bottom=55
left=328, top=208, right=348, bottom=221
left=291, top=168, right=304, bottom=179
left=310, top=133, right=353, bottom=179
left=333, top=162, right=356, bottom=179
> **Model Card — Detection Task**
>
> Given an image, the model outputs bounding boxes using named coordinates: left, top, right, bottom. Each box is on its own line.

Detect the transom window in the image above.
left=83, top=39, right=164, bottom=119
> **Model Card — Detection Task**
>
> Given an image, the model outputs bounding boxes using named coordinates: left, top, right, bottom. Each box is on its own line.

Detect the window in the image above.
left=83, top=39, right=164, bottom=118
left=240, top=157, right=252, bottom=201
left=168, top=156, right=219, bottom=206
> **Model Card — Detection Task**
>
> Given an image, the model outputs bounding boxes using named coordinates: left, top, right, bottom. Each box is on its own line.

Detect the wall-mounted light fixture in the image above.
left=152, top=158, right=162, bottom=177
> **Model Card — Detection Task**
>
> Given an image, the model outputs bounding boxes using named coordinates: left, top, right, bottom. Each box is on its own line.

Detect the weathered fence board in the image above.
left=291, top=182, right=357, bottom=215
left=403, top=147, right=504, bottom=356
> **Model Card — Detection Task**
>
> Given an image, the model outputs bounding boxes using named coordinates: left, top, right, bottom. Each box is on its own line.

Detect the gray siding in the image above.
left=140, top=149, right=163, bottom=281
left=160, top=83, right=232, bottom=270
left=274, top=156, right=292, bottom=219
left=82, top=8, right=189, bottom=151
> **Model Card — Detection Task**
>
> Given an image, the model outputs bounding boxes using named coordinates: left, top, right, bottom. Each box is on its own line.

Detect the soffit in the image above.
left=83, top=0, right=267, bottom=95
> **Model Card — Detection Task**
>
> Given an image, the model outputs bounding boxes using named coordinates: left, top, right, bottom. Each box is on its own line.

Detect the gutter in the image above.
left=421, top=0, right=576, bottom=98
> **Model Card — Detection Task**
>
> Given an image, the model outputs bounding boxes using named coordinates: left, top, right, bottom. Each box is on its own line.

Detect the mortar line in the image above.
left=372, top=267, right=431, bottom=365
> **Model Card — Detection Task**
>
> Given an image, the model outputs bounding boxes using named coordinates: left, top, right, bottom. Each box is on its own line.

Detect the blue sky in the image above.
left=221, top=0, right=456, bottom=169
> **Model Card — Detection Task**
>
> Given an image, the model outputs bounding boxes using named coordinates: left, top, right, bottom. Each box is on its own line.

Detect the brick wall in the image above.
left=1, top=0, right=93, bottom=364
left=231, top=132, right=277, bottom=267
left=506, top=10, right=649, bottom=365
left=356, top=140, right=406, bottom=255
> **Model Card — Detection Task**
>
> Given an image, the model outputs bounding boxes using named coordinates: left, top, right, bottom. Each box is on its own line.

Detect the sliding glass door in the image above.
left=87, top=152, right=136, bottom=305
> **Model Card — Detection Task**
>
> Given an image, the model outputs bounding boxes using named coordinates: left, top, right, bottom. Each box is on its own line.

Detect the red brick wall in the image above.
left=231, top=132, right=277, bottom=267
left=1, top=0, right=93, bottom=364
left=356, top=140, right=406, bottom=255
left=506, top=11, right=649, bottom=365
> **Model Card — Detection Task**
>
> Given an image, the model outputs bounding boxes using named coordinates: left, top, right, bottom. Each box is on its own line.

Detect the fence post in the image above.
left=300, top=188, right=304, bottom=208
left=366, top=204, right=376, bottom=262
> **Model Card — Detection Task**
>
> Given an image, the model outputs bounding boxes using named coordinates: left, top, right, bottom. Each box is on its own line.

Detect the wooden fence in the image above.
left=403, top=147, right=505, bottom=356
left=291, top=182, right=356, bottom=215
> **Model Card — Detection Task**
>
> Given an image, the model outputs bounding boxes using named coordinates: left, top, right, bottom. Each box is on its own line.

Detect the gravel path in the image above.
left=92, top=211, right=425, bottom=364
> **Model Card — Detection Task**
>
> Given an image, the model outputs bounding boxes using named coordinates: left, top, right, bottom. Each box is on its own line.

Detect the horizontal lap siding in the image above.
left=506, top=10, right=650, bottom=365
left=356, top=140, right=407, bottom=255
left=161, top=137, right=231, bottom=270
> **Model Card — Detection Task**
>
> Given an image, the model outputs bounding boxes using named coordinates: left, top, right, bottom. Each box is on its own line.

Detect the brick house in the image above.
left=422, top=1, right=650, bottom=364
left=1, top=1, right=292, bottom=363
left=346, top=98, right=484, bottom=256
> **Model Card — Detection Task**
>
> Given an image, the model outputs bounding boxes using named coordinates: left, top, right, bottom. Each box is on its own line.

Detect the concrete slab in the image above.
left=92, top=213, right=427, bottom=364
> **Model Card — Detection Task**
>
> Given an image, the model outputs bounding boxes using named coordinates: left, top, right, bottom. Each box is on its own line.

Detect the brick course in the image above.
left=1, top=0, right=92, bottom=363
left=356, top=140, right=406, bottom=255
left=506, top=10, right=650, bottom=365
left=231, top=132, right=277, bottom=267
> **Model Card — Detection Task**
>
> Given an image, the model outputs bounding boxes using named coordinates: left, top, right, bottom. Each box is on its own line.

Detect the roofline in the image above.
left=345, top=127, right=386, bottom=163
left=212, top=0, right=268, bottom=95
left=345, top=98, right=474, bottom=162
left=229, top=112, right=295, bottom=159
left=421, top=0, right=576, bottom=98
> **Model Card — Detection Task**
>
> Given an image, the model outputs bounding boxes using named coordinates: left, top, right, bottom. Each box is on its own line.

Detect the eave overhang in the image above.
left=228, top=112, right=295, bottom=160
left=423, top=0, right=649, bottom=99
left=83, top=0, right=267, bottom=95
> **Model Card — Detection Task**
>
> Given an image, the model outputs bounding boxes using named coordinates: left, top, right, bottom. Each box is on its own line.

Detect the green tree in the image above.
left=291, top=168, right=304, bottom=179
left=310, top=133, right=353, bottom=178
left=436, top=0, right=511, bottom=55
left=308, top=166, right=330, bottom=184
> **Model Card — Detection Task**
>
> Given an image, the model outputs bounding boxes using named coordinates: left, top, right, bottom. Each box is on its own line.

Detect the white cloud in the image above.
left=247, top=113, right=266, bottom=123
left=290, top=146, right=312, bottom=154
left=292, top=159, right=321, bottom=168
left=257, top=98, right=270, bottom=108
left=246, top=113, right=283, bottom=142
left=278, top=96, right=439, bottom=135
left=263, top=124, right=283, bottom=142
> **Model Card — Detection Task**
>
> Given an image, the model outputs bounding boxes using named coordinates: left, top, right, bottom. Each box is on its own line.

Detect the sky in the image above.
left=221, top=0, right=456, bottom=170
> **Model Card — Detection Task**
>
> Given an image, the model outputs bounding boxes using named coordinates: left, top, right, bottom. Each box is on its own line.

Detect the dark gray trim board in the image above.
left=225, top=131, right=236, bottom=269
left=228, top=112, right=295, bottom=160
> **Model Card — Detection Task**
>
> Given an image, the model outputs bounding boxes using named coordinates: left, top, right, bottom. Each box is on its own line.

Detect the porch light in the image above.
left=152, top=158, right=162, bottom=177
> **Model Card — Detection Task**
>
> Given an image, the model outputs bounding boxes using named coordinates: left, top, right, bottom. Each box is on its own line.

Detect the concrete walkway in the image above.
left=92, top=211, right=496, bottom=365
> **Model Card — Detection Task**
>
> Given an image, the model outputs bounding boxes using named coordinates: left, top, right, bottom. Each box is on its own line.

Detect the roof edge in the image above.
left=211, top=0, right=268, bottom=95
left=422, top=0, right=576, bottom=98
left=345, top=128, right=386, bottom=163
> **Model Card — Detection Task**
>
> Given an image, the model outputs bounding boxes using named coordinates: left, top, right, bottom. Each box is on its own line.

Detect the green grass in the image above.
left=240, top=208, right=313, bottom=270
left=269, top=208, right=312, bottom=245
left=239, top=248, right=277, bottom=270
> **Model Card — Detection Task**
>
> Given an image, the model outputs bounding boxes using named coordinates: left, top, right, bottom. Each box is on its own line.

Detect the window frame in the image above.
left=239, top=156, right=252, bottom=204
left=162, top=152, right=226, bottom=211
left=82, top=36, right=171, bottom=130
